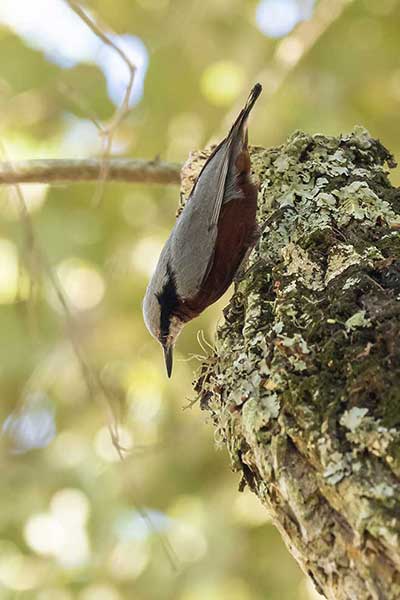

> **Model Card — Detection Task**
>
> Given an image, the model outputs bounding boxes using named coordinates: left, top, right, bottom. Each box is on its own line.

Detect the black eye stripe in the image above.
left=157, top=263, right=179, bottom=339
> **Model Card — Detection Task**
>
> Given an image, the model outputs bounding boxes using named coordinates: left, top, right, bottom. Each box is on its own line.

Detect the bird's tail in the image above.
left=228, top=83, right=262, bottom=140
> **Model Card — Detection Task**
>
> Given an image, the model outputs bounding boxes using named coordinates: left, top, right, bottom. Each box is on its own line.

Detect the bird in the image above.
left=143, top=83, right=262, bottom=377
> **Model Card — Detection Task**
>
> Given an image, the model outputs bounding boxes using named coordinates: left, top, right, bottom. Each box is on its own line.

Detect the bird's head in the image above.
left=143, top=266, right=184, bottom=377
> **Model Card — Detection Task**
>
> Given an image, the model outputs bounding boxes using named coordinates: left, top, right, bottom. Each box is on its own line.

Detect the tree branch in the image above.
left=0, top=158, right=181, bottom=186
left=189, top=129, right=400, bottom=599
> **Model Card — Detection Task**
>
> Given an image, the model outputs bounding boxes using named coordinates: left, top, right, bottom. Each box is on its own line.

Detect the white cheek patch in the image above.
left=168, top=316, right=184, bottom=343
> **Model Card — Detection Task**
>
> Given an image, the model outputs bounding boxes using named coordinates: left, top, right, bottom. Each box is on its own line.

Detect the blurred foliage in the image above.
left=0, top=0, right=399, bottom=598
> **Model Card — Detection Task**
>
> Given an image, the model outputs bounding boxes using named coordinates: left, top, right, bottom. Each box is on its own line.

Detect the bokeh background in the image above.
left=0, top=0, right=399, bottom=598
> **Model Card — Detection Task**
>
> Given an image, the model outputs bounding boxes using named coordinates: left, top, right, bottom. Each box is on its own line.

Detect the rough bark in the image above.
left=183, top=129, right=400, bottom=600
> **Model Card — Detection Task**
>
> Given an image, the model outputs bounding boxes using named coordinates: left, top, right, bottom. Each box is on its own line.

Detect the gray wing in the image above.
left=170, top=84, right=262, bottom=300
left=170, top=139, right=233, bottom=300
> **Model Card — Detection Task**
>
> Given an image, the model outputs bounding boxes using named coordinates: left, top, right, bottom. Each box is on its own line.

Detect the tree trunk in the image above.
left=183, top=129, right=400, bottom=600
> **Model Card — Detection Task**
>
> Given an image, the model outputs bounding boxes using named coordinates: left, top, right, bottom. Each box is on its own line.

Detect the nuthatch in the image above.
left=143, top=83, right=262, bottom=377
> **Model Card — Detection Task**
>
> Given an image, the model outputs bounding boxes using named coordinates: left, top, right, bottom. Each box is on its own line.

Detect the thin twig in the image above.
left=66, top=0, right=137, bottom=205
left=0, top=140, right=124, bottom=458
left=66, top=1, right=134, bottom=74
left=0, top=158, right=181, bottom=186
left=0, top=144, right=40, bottom=334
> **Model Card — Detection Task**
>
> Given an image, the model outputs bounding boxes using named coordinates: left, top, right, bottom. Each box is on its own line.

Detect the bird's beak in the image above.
left=163, top=343, right=173, bottom=378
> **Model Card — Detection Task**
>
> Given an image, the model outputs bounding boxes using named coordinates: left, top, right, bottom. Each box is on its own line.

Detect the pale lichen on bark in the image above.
left=184, top=129, right=400, bottom=599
